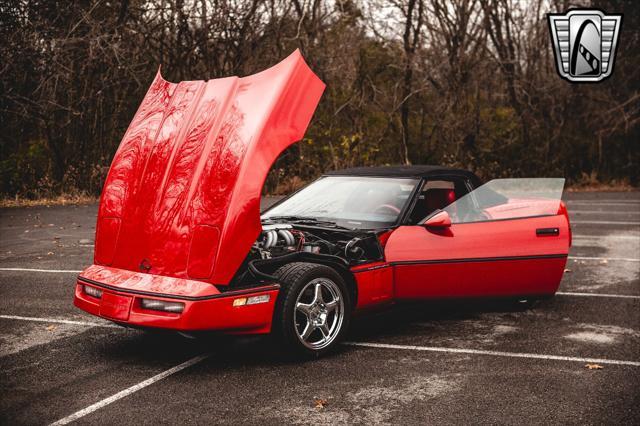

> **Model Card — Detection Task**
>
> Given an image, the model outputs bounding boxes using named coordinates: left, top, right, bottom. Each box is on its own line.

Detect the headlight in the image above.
left=140, top=298, right=184, bottom=313
left=83, top=285, right=103, bottom=299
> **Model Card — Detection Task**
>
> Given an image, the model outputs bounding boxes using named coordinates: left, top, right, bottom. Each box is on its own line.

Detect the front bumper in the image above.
left=74, top=265, right=279, bottom=333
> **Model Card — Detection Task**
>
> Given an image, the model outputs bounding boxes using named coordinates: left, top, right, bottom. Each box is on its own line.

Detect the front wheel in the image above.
left=273, top=262, right=351, bottom=357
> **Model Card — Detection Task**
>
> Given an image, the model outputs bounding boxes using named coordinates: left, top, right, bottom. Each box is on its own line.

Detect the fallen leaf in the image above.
left=46, top=325, right=57, bottom=331
left=47, top=251, right=54, bottom=256
left=564, top=268, right=572, bottom=273
left=314, top=398, right=328, bottom=410
left=585, top=363, right=603, bottom=370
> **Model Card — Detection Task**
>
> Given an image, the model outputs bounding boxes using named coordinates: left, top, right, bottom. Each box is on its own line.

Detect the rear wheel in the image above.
left=273, top=262, right=351, bottom=357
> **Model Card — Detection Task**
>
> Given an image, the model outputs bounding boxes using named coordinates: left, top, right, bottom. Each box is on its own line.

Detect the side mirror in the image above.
left=423, top=210, right=451, bottom=228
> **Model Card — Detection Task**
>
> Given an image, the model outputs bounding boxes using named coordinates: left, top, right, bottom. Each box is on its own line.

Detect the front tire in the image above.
left=273, top=262, right=351, bottom=357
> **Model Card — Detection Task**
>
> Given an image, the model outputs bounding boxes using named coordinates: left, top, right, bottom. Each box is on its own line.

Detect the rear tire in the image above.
left=273, top=262, right=351, bottom=358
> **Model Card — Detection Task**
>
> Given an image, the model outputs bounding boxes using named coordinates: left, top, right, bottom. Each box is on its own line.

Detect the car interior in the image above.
left=406, top=178, right=470, bottom=224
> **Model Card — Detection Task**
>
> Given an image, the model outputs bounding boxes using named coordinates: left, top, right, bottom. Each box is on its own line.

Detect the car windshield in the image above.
left=262, top=176, right=420, bottom=229
left=442, top=178, right=565, bottom=224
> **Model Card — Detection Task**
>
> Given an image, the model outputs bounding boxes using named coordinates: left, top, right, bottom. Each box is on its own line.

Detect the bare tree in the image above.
left=0, top=0, right=638, bottom=198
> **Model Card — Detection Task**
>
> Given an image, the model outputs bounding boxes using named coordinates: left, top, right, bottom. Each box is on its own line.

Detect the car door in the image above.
left=385, top=178, right=570, bottom=299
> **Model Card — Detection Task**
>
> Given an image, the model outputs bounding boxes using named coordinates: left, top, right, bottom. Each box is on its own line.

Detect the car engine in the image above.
left=227, top=221, right=386, bottom=287
left=252, top=223, right=383, bottom=264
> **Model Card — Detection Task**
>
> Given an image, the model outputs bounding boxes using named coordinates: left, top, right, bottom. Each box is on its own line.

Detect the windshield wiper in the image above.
left=263, top=216, right=350, bottom=229
left=264, top=215, right=311, bottom=221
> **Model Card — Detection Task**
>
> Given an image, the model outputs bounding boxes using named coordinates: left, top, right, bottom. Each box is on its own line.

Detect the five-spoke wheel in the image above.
left=294, top=278, right=344, bottom=350
left=273, top=262, right=351, bottom=357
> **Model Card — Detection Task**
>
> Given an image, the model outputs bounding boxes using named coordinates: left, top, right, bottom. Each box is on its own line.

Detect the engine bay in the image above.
left=226, top=220, right=387, bottom=287
left=252, top=223, right=384, bottom=264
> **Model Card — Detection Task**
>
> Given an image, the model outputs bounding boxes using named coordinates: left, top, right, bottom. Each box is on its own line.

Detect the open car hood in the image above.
left=95, top=50, right=325, bottom=285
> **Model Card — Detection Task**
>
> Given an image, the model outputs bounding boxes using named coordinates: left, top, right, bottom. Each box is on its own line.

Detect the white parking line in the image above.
left=568, top=198, right=639, bottom=201
left=49, top=354, right=210, bottom=425
left=573, top=235, right=639, bottom=240
left=570, top=204, right=640, bottom=209
left=0, top=314, right=121, bottom=328
left=572, top=221, right=640, bottom=226
left=570, top=211, right=640, bottom=215
left=0, top=267, right=81, bottom=273
left=556, top=292, right=640, bottom=300
left=566, top=200, right=640, bottom=204
left=343, top=341, right=640, bottom=367
left=569, top=256, right=640, bottom=262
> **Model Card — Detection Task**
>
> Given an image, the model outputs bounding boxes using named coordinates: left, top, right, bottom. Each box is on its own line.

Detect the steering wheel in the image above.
left=373, top=204, right=401, bottom=215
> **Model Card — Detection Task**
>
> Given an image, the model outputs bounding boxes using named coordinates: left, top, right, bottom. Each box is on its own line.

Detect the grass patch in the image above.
left=0, top=194, right=98, bottom=208
left=567, top=181, right=636, bottom=192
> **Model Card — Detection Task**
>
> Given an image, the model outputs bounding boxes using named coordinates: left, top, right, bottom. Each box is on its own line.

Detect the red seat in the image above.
left=425, top=188, right=456, bottom=213
left=408, top=188, right=457, bottom=224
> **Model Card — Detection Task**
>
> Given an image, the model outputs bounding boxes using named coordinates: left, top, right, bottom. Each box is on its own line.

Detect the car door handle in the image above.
left=536, top=227, right=559, bottom=236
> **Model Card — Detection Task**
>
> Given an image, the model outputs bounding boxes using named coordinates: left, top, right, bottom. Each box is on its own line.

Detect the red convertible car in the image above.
left=74, top=51, right=571, bottom=356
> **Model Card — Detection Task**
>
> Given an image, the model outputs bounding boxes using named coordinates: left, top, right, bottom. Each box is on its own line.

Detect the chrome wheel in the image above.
left=294, top=278, right=344, bottom=350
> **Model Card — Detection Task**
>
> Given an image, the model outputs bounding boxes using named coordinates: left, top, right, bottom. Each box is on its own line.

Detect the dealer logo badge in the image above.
left=547, top=9, right=622, bottom=82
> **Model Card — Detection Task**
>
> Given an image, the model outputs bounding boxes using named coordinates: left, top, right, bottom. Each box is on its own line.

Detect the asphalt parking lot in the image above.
left=0, top=192, right=638, bottom=425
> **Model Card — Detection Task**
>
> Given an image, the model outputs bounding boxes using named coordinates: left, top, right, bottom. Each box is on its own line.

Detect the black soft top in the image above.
left=324, top=165, right=481, bottom=185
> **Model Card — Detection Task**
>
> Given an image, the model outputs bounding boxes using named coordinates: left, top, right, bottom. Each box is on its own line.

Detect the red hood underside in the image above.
left=95, top=50, right=325, bottom=285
